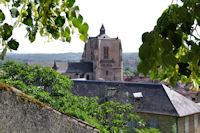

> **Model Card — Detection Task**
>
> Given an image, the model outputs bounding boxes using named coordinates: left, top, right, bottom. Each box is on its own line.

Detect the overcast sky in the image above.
left=6, top=0, right=172, bottom=54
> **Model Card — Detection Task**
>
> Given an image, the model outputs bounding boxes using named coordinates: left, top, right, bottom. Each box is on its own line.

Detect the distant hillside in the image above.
left=4, top=53, right=83, bottom=62
left=4, top=52, right=138, bottom=62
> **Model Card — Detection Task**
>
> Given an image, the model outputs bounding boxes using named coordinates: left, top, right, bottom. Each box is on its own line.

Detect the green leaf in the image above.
left=66, top=34, right=71, bottom=42
left=150, top=72, right=156, bottom=80
left=52, top=31, right=60, bottom=40
left=40, top=28, right=44, bottom=36
left=10, top=8, right=19, bottom=18
left=29, top=31, right=36, bottom=43
left=72, top=18, right=80, bottom=28
left=1, top=23, right=13, bottom=40
left=169, top=33, right=182, bottom=49
left=139, top=43, right=151, bottom=60
left=67, top=0, right=75, bottom=8
left=142, top=32, right=148, bottom=42
left=78, top=14, right=83, bottom=24
left=7, top=38, right=19, bottom=50
left=65, top=27, right=70, bottom=34
left=13, top=0, right=21, bottom=7
left=178, top=63, right=191, bottom=77
left=0, top=9, right=5, bottom=23
left=71, top=9, right=76, bottom=18
left=161, top=53, right=178, bottom=67
left=78, top=23, right=89, bottom=35
left=55, top=15, right=65, bottom=27
left=161, top=39, right=172, bottom=52
left=0, top=47, right=7, bottom=60
left=80, top=34, right=87, bottom=42
left=142, top=32, right=155, bottom=42
left=23, top=17, right=33, bottom=26
left=137, top=60, right=150, bottom=76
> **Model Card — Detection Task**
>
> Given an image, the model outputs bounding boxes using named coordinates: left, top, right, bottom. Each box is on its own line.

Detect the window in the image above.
left=133, top=92, right=143, bottom=102
left=129, top=121, right=135, bottom=130
left=107, top=88, right=117, bottom=96
left=104, top=47, right=109, bottom=59
left=80, top=73, right=84, bottom=78
left=185, top=117, right=189, bottom=133
left=194, top=115, right=198, bottom=132
left=150, top=117, right=157, bottom=129
left=106, top=70, right=109, bottom=76
left=86, top=75, right=90, bottom=80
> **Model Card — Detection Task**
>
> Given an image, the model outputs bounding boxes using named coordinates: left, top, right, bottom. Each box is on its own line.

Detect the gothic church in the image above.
left=65, top=25, right=123, bottom=81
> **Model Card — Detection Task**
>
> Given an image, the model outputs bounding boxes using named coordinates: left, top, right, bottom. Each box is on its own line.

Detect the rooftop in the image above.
left=66, top=62, right=93, bottom=73
left=71, top=80, right=200, bottom=117
left=89, top=25, right=118, bottom=40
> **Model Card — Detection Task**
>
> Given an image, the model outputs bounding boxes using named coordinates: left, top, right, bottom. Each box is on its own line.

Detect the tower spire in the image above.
left=52, top=60, right=58, bottom=70
left=100, top=24, right=105, bottom=35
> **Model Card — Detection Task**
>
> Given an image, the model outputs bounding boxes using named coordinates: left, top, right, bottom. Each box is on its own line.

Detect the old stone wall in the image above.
left=0, top=84, right=99, bottom=133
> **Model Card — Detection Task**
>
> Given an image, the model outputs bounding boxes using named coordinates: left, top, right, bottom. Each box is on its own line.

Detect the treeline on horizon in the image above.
left=1, top=52, right=139, bottom=74
left=3, top=52, right=138, bottom=62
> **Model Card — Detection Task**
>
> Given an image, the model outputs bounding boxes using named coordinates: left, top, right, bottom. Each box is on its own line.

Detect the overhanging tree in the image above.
left=0, top=0, right=88, bottom=59
left=138, top=0, right=200, bottom=89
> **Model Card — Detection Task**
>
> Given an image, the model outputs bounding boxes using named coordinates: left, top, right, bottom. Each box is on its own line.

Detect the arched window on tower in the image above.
left=106, top=71, right=109, bottom=76
left=86, top=75, right=90, bottom=80
left=104, top=47, right=109, bottom=59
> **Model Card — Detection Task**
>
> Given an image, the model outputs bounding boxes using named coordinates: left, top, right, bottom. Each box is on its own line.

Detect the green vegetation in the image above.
left=123, top=53, right=139, bottom=76
left=0, top=0, right=88, bottom=59
left=138, top=0, right=200, bottom=89
left=135, top=128, right=161, bottom=133
left=123, top=66, right=138, bottom=76
left=0, top=61, right=160, bottom=133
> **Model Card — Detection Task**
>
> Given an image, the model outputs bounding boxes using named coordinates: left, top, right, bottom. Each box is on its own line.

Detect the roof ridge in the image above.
left=161, top=84, right=179, bottom=117
left=162, top=84, right=200, bottom=117
left=73, top=80, right=162, bottom=86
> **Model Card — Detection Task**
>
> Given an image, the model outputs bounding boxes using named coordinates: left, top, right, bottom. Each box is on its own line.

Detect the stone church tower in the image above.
left=81, top=25, right=123, bottom=81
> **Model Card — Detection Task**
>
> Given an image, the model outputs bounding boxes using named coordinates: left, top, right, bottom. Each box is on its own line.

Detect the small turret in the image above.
left=100, top=24, right=105, bottom=35
left=52, top=60, right=58, bottom=70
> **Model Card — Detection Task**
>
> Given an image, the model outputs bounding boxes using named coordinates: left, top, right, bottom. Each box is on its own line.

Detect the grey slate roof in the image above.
left=71, top=80, right=200, bottom=117
left=66, top=62, right=93, bottom=73
left=163, top=85, right=200, bottom=117
left=88, top=25, right=118, bottom=40
left=27, top=62, right=68, bottom=74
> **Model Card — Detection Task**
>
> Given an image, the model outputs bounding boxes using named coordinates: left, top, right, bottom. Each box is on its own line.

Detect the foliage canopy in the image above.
left=0, top=0, right=88, bottom=59
left=138, top=0, right=200, bottom=89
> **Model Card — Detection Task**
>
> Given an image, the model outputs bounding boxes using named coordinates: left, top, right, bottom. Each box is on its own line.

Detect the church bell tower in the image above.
left=82, top=25, right=123, bottom=81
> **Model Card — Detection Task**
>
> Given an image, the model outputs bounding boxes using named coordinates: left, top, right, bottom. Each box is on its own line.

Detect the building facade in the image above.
left=66, top=25, right=123, bottom=81
left=70, top=80, right=200, bottom=133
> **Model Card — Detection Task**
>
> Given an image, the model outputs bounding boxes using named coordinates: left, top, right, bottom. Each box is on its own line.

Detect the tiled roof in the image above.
left=88, top=25, right=118, bottom=40
left=66, top=62, right=93, bottom=73
left=27, top=62, right=68, bottom=74
left=71, top=80, right=200, bottom=117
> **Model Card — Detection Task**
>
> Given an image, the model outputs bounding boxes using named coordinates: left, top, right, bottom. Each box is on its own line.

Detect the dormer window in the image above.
left=133, top=92, right=143, bottom=102
left=107, top=88, right=117, bottom=96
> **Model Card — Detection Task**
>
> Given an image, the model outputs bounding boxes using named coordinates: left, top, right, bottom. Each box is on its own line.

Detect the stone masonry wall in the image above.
left=0, top=84, right=99, bottom=133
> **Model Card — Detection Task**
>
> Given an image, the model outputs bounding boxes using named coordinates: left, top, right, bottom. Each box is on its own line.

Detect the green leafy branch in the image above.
left=138, top=0, right=200, bottom=89
left=0, top=0, right=89, bottom=59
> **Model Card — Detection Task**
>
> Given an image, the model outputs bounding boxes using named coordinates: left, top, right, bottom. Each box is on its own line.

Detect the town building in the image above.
left=70, top=80, right=200, bottom=133
left=65, top=25, right=123, bottom=81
